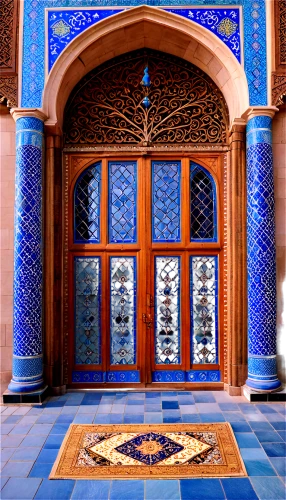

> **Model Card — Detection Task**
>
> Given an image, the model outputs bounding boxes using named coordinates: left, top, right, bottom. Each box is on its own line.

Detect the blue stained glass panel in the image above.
left=110, top=257, right=137, bottom=365
left=155, top=256, right=181, bottom=365
left=190, top=163, right=217, bottom=242
left=190, top=256, right=218, bottom=364
left=75, top=257, right=101, bottom=365
left=152, top=161, right=181, bottom=242
left=109, top=161, right=137, bottom=243
left=74, top=162, right=101, bottom=243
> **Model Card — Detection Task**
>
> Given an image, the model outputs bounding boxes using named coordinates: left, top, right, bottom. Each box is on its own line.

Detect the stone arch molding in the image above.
left=42, top=5, right=249, bottom=131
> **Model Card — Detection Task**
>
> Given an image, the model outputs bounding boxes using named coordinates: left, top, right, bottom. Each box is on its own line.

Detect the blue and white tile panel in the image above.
left=152, top=370, right=221, bottom=382
left=72, top=370, right=140, bottom=383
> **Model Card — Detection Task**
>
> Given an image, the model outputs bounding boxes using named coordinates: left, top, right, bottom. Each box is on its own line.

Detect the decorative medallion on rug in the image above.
left=50, top=423, right=246, bottom=479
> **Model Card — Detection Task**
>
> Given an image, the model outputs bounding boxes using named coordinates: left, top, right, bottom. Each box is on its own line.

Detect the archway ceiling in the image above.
left=43, top=6, right=249, bottom=129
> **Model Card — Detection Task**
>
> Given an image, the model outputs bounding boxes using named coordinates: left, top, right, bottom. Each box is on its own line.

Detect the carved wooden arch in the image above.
left=63, top=49, right=229, bottom=146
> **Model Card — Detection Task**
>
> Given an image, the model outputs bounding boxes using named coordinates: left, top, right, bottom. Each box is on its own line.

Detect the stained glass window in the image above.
left=152, top=161, right=181, bottom=242
left=108, top=161, right=137, bottom=243
left=74, top=162, right=101, bottom=243
left=190, top=256, right=218, bottom=364
left=75, top=257, right=101, bottom=365
left=155, top=256, right=181, bottom=365
left=190, top=163, right=217, bottom=241
left=110, top=257, right=136, bottom=365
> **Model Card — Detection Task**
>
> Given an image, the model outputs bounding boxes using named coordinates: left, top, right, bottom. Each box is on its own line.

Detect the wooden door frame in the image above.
left=43, top=135, right=248, bottom=394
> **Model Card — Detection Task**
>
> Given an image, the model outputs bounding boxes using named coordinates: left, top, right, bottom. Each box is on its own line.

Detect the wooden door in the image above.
left=68, top=154, right=224, bottom=387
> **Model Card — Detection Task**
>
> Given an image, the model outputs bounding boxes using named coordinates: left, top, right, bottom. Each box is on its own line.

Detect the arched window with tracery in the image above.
left=190, top=162, right=217, bottom=242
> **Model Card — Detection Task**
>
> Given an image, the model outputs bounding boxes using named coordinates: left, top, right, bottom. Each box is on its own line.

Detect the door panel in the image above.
left=68, top=154, right=224, bottom=386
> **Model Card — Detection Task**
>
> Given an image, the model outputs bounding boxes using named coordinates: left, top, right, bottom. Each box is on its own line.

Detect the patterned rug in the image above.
left=50, top=423, right=247, bottom=479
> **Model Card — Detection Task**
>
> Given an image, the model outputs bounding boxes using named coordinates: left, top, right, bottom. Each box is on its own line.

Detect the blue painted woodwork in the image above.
left=246, top=115, right=281, bottom=392
left=8, top=117, right=45, bottom=393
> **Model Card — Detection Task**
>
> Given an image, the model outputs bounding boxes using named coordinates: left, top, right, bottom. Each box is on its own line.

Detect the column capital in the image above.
left=242, top=106, right=279, bottom=122
left=10, top=108, right=48, bottom=123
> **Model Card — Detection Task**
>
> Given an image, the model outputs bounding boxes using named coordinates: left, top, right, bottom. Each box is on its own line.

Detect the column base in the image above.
left=2, top=385, right=49, bottom=404
left=243, top=384, right=285, bottom=402
left=245, top=377, right=282, bottom=393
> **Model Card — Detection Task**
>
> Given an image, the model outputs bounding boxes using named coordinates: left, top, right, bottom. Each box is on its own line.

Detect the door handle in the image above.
left=142, top=313, right=152, bottom=329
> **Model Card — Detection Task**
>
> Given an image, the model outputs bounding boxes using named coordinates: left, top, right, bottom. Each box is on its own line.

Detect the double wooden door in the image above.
left=68, top=155, right=224, bottom=386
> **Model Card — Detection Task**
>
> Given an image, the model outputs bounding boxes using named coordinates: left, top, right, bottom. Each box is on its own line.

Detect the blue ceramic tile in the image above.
left=35, top=479, right=75, bottom=499
left=128, top=393, right=145, bottom=400
left=73, top=415, right=94, bottom=424
left=162, top=401, right=179, bottom=409
left=11, top=447, right=41, bottom=461
left=244, top=413, right=268, bottom=422
left=144, top=413, right=163, bottom=423
left=1, top=448, right=17, bottom=461
left=265, top=413, right=285, bottom=422
left=244, top=459, right=277, bottom=476
left=270, top=457, right=286, bottom=476
left=1, top=461, right=33, bottom=478
left=45, top=401, right=65, bottom=408
left=126, top=399, right=143, bottom=405
left=145, top=392, right=161, bottom=399
left=223, top=412, right=246, bottom=422
left=123, top=414, right=144, bottom=424
left=163, top=416, right=182, bottom=423
left=177, top=397, right=195, bottom=405
left=50, top=423, right=70, bottom=434
left=1, top=477, right=9, bottom=490
left=36, top=414, right=57, bottom=424
left=256, top=404, right=278, bottom=414
left=218, top=403, right=239, bottom=411
left=37, top=449, right=58, bottom=463
left=255, top=431, right=283, bottom=443
left=163, top=410, right=181, bottom=417
left=10, top=425, right=33, bottom=436
left=180, top=405, right=198, bottom=414
left=193, top=393, right=216, bottom=403
left=240, top=448, right=268, bottom=460
left=72, top=480, right=110, bottom=499
left=230, top=422, right=252, bottom=432
left=238, top=404, right=259, bottom=414
left=221, top=478, right=258, bottom=499
left=235, top=433, right=261, bottom=448
left=110, top=480, right=144, bottom=500
left=44, top=434, right=64, bottom=449
left=29, top=462, right=52, bottom=478
left=110, top=414, right=124, bottom=424
left=93, top=414, right=111, bottom=424
left=97, top=405, right=113, bottom=413
left=28, top=424, right=53, bottom=435
left=180, top=479, right=224, bottom=499
left=55, top=414, right=74, bottom=424
left=278, top=431, right=286, bottom=441
left=1, top=478, right=42, bottom=499
left=249, top=421, right=274, bottom=431
left=145, top=480, right=180, bottom=500
left=61, top=406, right=79, bottom=414
left=2, top=435, right=26, bottom=448
left=251, top=477, right=286, bottom=500
left=20, top=435, right=47, bottom=448
left=181, top=414, right=201, bottom=423
left=200, top=413, right=225, bottom=423
left=271, top=422, right=286, bottom=430
left=262, top=442, right=286, bottom=457
left=145, top=405, right=162, bottom=412
left=1, top=424, right=15, bottom=435
left=3, top=416, right=22, bottom=424
left=125, top=405, right=144, bottom=414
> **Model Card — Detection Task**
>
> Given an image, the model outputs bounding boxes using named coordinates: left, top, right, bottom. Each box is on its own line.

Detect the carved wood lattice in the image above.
left=64, top=50, right=228, bottom=146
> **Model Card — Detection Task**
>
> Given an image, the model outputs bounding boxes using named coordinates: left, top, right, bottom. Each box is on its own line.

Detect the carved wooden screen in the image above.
left=63, top=49, right=229, bottom=146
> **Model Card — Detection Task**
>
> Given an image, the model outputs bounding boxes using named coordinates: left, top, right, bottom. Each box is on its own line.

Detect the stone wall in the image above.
left=0, top=105, right=15, bottom=393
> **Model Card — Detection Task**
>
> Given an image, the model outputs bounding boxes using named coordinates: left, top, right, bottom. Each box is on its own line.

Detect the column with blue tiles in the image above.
left=8, top=111, right=46, bottom=395
left=245, top=108, right=281, bottom=392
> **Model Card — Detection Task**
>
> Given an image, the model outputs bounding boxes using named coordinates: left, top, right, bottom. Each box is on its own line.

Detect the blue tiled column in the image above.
left=246, top=109, right=281, bottom=392
left=8, top=112, right=46, bottom=393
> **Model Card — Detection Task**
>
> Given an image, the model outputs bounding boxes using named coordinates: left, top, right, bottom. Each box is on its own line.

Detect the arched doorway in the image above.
left=62, top=49, right=229, bottom=388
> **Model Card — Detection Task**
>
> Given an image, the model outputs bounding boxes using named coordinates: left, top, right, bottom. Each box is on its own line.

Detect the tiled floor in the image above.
left=1, top=391, right=285, bottom=500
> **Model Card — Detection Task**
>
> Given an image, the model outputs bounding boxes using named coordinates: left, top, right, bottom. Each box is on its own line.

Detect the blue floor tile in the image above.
left=218, top=403, right=239, bottom=411
left=1, top=424, right=15, bottom=435
left=1, top=478, right=42, bottom=499
left=180, top=479, right=225, bottom=499
left=244, top=458, right=277, bottom=476
left=200, top=413, right=225, bottom=422
left=126, top=399, right=143, bottom=405
left=123, top=414, right=144, bottom=424
left=1, top=477, right=9, bottom=490
left=181, top=414, right=201, bottom=423
left=37, top=448, right=58, bottom=463
left=45, top=401, right=65, bottom=408
left=145, top=404, right=162, bottom=412
left=11, top=447, right=41, bottom=461
left=93, top=414, right=111, bottom=424
left=264, top=413, right=285, bottom=422
left=240, top=448, right=268, bottom=460
left=28, top=424, right=53, bottom=435
left=145, top=480, right=180, bottom=500
left=1, top=461, right=33, bottom=478
left=230, top=422, right=252, bottom=432
left=71, top=480, right=110, bottom=499
left=34, top=479, right=75, bottom=499
left=1, top=448, right=17, bottom=461
left=73, top=414, right=94, bottom=424
left=110, top=414, right=124, bottom=424
left=36, top=414, right=57, bottom=424
left=235, top=433, right=261, bottom=448
left=238, top=404, right=259, bottom=414
left=221, top=478, right=258, bottom=499
left=55, top=414, right=74, bottom=424
left=193, top=393, right=216, bottom=403
left=223, top=412, right=246, bottom=422
left=50, top=423, right=70, bottom=434
left=163, top=416, right=182, bottom=423
left=261, top=442, right=286, bottom=457
left=44, top=434, right=64, bottom=449
left=271, top=421, right=286, bottom=430
left=256, top=404, right=278, bottom=414
left=110, top=480, right=144, bottom=500
left=249, top=421, right=274, bottom=431
left=162, top=401, right=179, bottom=409
left=269, top=457, right=286, bottom=476
left=177, top=397, right=195, bottom=405
left=255, top=431, right=283, bottom=443
left=29, top=462, right=52, bottom=478
left=144, top=413, right=163, bottom=423
left=125, top=405, right=144, bottom=414
left=145, top=392, right=161, bottom=398
left=128, top=393, right=145, bottom=400
left=251, top=477, right=286, bottom=500
left=20, top=436, right=47, bottom=448
left=278, top=430, right=286, bottom=441
left=3, top=415, right=22, bottom=424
